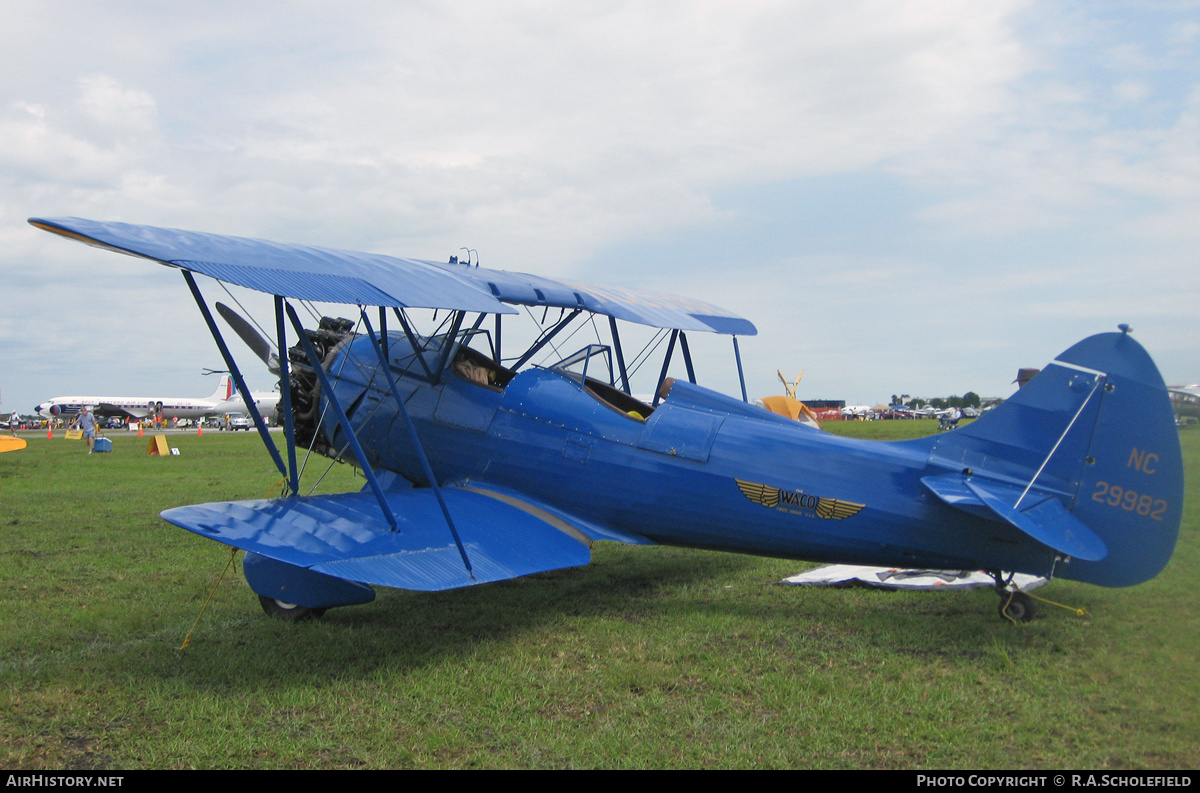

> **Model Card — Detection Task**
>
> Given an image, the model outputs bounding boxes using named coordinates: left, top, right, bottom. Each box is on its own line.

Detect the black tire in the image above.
left=258, top=595, right=326, bottom=621
left=998, top=591, right=1036, bottom=623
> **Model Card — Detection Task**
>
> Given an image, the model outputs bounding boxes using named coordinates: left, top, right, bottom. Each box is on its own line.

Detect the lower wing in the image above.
left=161, top=486, right=596, bottom=592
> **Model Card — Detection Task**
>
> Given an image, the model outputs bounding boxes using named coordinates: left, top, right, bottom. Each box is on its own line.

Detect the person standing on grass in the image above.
left=9, top=411, right=17, bottom=436
left=73, top=406, right=97, bottom=454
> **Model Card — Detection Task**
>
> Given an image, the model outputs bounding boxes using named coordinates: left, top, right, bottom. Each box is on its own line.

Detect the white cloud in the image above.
left=77, top=74, right=157, bottom=132
left=1, top=1, right=1197, bottom=413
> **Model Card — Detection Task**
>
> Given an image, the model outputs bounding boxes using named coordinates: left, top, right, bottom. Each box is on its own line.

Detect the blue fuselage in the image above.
left=319, top=336, right=1059, bottom=578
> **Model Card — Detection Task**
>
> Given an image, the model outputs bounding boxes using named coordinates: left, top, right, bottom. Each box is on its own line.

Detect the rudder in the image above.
left=1053, top=332, right=1183, bottom=586
left=207, top=374, right=233, bottom=402
left=926, top=331, right=1182, bottom=587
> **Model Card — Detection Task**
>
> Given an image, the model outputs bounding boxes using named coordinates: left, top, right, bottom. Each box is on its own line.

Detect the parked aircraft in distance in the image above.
left=36, top=375, right=280, bottom=422
left=30, top=216, right=1184, bottom=624
left=1168, top=385, right=1200, bottom=423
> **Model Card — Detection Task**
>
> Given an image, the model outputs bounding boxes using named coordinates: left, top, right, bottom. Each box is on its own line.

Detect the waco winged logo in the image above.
left=735, top=479, right=781, bottom=508
left=813, top=497, right=866, bottom=520
left=735, top=479, right=864, bottom=520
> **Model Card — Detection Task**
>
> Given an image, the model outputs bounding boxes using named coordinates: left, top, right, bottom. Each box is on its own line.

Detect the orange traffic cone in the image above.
left=197, top=424, right=203, bottom=436
left=138, top=424, right=144, bottom=438
left=47, top=426, right=52, bottom=439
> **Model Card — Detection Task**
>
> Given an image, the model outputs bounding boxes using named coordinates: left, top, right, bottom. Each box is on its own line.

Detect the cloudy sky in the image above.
left=3, top=1, right=1198, bottom=417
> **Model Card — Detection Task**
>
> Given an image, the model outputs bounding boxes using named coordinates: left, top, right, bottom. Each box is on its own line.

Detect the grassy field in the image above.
left=0, top=422, right=1196, bottom=769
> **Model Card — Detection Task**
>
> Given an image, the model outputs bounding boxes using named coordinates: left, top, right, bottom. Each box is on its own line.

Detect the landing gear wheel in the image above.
left=998, top=590, right=1036, bottom=623
left=258, top=595, right=326, bottom=621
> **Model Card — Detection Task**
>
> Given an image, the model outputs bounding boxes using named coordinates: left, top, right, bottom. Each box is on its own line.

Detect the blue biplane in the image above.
left=31, top=217, right=1184, bottom=622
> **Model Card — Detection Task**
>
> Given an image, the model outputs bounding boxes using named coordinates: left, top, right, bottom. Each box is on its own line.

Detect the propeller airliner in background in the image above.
left=36, top=374, right=279, bottom=423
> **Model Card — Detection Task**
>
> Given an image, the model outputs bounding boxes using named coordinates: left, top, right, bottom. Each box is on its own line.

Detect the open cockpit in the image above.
left=450, top=341, right=655, bottom=422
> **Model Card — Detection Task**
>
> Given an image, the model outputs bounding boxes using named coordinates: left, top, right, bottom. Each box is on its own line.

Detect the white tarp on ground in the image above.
left=782, top=565, right=1047, bottom=591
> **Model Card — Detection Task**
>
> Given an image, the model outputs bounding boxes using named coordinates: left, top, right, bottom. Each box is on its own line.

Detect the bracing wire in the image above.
left=626, top=328, right=670, bottom=380
left=525, top=304, right=591, bottom=368
left=296, top=306, right=451, bottom=496
left=299, top=299, right=323, bottom=324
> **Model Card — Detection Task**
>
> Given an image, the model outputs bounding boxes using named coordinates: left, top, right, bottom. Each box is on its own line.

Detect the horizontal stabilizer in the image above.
left=162, top=487, right=592, bottom=591
left=922, top=475, right=1107, bottom=562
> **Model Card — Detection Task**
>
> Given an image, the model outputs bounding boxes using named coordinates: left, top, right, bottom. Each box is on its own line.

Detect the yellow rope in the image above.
left=1029, top=590, right=1088, bottom=617
left=999, top=588, right=1088, bottom=624
left=178, top=546, right=240, bottom=652
left=177, top=479, right=290, bottom=650
left=999, top=589, right=1021, bottom=626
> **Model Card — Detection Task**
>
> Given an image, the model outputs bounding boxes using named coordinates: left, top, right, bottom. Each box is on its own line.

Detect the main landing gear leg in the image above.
left=990, top=571, right=1036, bottom=623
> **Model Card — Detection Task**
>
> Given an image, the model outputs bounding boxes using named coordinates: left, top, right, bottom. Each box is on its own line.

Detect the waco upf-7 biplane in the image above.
left=31, top=217, right=1184, bottom=622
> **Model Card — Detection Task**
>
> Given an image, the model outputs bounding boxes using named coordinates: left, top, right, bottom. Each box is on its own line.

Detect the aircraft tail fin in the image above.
left=921, top=331, right=1182, bottom=587
left=207, top=375, right=234, bottom=402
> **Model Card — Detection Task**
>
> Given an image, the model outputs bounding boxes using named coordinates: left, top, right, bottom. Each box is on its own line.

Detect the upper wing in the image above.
left=451, top=268, right=757, bottom=335
left=30, top=216, right=512, bottom=315
left=30, top=217, right=755, bottom=335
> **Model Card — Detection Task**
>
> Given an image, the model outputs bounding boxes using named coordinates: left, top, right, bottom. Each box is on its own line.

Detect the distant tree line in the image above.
left=890, top=392, right=981, bottom=410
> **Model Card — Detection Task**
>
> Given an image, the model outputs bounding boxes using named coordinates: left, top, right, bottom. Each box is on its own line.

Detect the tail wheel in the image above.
left=998, top=590, right=1036, bottom=623
left=258, top=595, right=326, bottom=621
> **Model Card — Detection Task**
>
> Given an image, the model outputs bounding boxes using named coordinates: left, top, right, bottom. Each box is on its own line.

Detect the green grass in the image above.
left=0, top=425, right=1196, bottom=769
left=822, top=416, right=975, bottom=440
